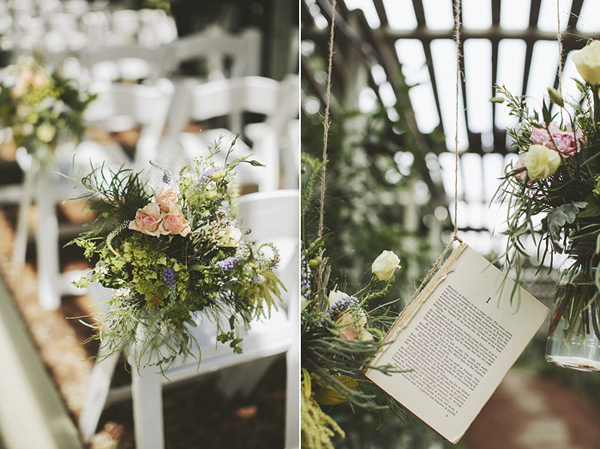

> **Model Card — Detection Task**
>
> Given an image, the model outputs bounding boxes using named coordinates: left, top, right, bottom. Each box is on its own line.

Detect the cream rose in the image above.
left=160, top=206, right=191, bottom=237
left=155, top=184, right=179, bottom=213
left=371, top=250, right=401, bottom=281
left=524, top=145, right=561, bottom=180
left=129, top=202, right=163, bottom=236
left=337, top=310, right=373, bottom=341
left=216, top=225, right=242, bottom=247
left=572, top=40, right=600, bottom=86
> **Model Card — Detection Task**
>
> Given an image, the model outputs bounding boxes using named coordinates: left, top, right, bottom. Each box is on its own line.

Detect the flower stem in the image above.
left=593, top=86, right=600, bottom=128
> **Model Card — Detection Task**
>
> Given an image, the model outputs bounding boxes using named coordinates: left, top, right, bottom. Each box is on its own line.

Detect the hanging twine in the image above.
left=404, top=0, right=464, bottom=308
left=315, top=0, right=464, bottom=309
left=556, top=0, right=563, bottom=94
left=316, top=0, right=337, bottom=300
left=318, top=0, right=336, bottom=241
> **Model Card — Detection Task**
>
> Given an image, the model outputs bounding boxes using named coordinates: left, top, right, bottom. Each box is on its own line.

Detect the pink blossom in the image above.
left=531, top=123, right=584, bottom=157
left=513, top=153, right=527, bottom=181
left=129, top=203, right=163, bottom=236
left=155, top=184, right=179, bottom=213
left=337, top=311, right=373, bottom=342
left=160, top=206, right=191, bottom=237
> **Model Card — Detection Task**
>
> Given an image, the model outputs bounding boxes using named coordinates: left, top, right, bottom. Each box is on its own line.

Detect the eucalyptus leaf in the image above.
left=546, top=202, right=587, bottom=246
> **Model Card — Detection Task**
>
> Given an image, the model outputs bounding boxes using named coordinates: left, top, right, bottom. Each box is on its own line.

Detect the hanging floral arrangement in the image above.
left=70, top=142, right=282, bottom=369
left=300, top=154, right=405, bottom=448
left=495, top=40, right=600, bottom=371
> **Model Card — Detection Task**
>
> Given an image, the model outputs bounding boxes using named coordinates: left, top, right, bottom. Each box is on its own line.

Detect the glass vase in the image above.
left=545, top=242, right=600, bottom=372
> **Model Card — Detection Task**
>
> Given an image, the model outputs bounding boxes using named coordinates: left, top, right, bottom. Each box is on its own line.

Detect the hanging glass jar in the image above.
left=545, top=239, right=600, bottom=372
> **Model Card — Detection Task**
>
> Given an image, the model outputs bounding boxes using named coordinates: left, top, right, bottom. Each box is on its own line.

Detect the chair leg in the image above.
left=12, top=164, right=36, bottom=266
left=79, top=349, right=121, bottom=441
left=131, top=364, right=164, bottom=449
left=285, top=341, right=300, bottom=449
left=35, top=165, right=61, bottom=310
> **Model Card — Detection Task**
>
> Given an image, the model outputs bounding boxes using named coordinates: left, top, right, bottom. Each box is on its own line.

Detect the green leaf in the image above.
left=577, top=196, right=600, bottom=218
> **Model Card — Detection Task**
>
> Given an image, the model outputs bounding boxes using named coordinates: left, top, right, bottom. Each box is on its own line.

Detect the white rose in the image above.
left=572, top=40, right=600, bottom=86
left=524, top=145, right=561, bottom=180
left=371, top=250, right=401, bottom=281
left=217, top=225, right=242, bottom=247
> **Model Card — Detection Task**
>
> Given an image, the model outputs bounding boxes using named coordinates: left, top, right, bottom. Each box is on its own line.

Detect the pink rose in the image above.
left=155, top=184, right=179, bottom=213
left=337, top=311, right=373, bottom=342
left=19, top=69, right=33, bottom=83
left=531, top=123, right=584, bottom=157
left=32, top=72, right=47, bottom=87
left=160, top=206, right=191, bottom=237
left=129, top=203, right=163, bottom=236
left=513, top=153, right=527, bottom=181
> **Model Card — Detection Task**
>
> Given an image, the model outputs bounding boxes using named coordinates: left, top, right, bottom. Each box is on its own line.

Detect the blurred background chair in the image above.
left=164, top=74, right=299, bottom=192
left=78, top=189, right=300, bottom=449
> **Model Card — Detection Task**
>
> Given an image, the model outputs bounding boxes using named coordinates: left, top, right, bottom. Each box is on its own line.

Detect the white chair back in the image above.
left=79, top=78, right=174, bottom=169
left=167, top=75, right=298, bottom=191
left=166, top=27, right=262, bottom=81
left=77, top=43, right=170, bottom=83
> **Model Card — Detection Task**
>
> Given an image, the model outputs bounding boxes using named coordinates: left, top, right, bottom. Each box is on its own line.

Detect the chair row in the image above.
left=4, top=23, right=261, bottom=85
left=1, top=4, right=177, bottom=54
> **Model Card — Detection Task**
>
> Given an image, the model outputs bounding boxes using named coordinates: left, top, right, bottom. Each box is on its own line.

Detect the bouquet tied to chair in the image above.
left=70, top=142, right=283, bottom=370
left=0, top=54, right=96, bottom=163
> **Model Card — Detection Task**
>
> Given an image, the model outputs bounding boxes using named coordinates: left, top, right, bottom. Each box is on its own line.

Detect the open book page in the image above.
left=365, top=243, right=549, bottom=444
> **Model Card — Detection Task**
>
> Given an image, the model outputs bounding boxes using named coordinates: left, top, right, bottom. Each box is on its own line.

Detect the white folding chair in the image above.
left=165, top=75, right=299, bottom=192
left=165, top=26, right=262, bottom=82
left=78, top=189, right=300, bottom=449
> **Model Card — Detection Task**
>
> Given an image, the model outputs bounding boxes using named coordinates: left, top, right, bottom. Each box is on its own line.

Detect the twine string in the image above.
left=557, top=0, right=563, bottom=95
left=404, top=0, right=464, bottom=308
left=318, top=0, right=337, bottom=242
left=453, top=0, right=462, bottom=241
left=316, top=0, right=337, bottom=301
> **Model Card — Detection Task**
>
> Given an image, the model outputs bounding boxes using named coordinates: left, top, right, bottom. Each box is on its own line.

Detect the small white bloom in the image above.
left=113, top=287, right=131, bottom=300
left=371, top=250, right=401, bottom=281
left=95, top=266, right=109, bottom=277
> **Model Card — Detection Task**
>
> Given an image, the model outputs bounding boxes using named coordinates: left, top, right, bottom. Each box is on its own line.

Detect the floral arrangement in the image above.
left=70, top=143, right=282, bottom=369
left=0, top=54, right=96, bottom=159
left=494, top=40, right=600, bottom=368
left=300, top=155, right=404, bottom=448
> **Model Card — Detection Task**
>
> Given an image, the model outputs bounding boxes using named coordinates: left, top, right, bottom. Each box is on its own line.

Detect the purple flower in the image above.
left=217, top=256, right=239, bottom=270
left=195, top=166, right=223, bottom=191
left=162, top=268, right=177, bottom=296
left=321, top=295, right=359, bottom=326
left=162, top=169, right=173, bottom=185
